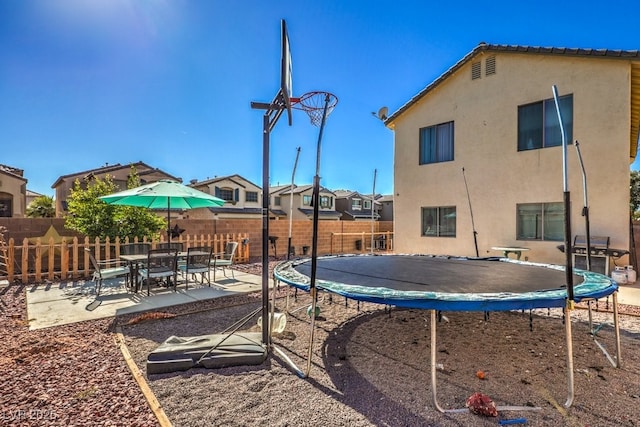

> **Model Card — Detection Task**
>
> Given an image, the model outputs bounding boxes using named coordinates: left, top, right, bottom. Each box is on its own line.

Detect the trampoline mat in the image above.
left=274, top=255, right=617, bottom=311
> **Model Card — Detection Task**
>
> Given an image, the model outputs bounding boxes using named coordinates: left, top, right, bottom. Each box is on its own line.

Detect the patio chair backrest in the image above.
left=85, top=248, right=101, bottom=277
left=223, top=241, right=238, bottom=261
left=147, top=249, right=178, bottom=272
left=157, top=242, right=184, bottom=252
left=186, top=246, right=213, bottom=267
left=121, top=243, right=151, bottom=255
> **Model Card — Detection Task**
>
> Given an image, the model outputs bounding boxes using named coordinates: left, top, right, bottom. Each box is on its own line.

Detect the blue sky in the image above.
left=2, top=1, right=640, bottom=198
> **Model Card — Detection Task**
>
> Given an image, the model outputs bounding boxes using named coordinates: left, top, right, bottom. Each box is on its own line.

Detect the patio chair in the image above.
left=157, top=242, right=184, bottom=252
left=178, top=246, right=213, bottom=289
left=138, top=249, right=179, bottom=296
left=120, top=243, right=151, bottom=290
left=85, top=248, right=130, bottom=296
left=213, top=241, right=238, bottom=281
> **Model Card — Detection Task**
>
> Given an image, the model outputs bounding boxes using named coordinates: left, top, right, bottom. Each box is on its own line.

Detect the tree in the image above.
left=25, top=195, right=55, bottom=218
left=631, top=170, right=640, bottom=220
left=65, top=169, right=166, bottom=240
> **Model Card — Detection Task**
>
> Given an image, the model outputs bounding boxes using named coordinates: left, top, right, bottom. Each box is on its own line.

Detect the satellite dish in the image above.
left=377, top=106, right=388, bottom=121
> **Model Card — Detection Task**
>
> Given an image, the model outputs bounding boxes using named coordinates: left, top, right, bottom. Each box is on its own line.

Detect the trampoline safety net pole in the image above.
left=552, top=85, right=575, bottom=305
left=553, top=84, right=576, bottom=409
left=305, top=94, right=331, bottom=377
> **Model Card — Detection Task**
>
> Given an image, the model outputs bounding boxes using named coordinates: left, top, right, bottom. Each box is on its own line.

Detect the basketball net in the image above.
left=291, top=91, right=338, bottom=127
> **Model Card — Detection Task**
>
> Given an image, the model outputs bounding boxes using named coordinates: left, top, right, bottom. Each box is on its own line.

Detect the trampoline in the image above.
left=273, top=254, right=622, bottom=412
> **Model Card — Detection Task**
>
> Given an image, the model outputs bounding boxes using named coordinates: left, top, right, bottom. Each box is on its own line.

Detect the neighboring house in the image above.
left=189, top=175, right=263, bottom=219
left=26, top=189, right=45, bottom=207
left=271, top=184, right=342, bottom=221
left=52, top=161, right=181, bottom=217
left=385, top=43, right=640, bottom=269
left=334, top=190, right=380, bottom=221
left=375, top=194, right=394, bottom=222
left=0, top=164, right=27, bottom=218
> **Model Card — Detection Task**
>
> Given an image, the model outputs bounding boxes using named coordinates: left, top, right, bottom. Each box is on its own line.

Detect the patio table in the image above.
left=120, top=251, right=212, bottom=292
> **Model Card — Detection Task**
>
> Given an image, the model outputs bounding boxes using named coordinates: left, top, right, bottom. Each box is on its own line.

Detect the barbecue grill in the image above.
left=558, top=235, right=629, bottom=274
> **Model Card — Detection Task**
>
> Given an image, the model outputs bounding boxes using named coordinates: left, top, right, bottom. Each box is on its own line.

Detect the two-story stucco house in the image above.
left=386, top=43, right=640, bottom=270
left=189, top=174, right=263, bottom=219
left=0, top=164, right=27, bottom=218
left=52, top=161, right=180, bottom=217
left=334, top=190, right=380, bottom=221
left=271, top=184, right=342, bottom=221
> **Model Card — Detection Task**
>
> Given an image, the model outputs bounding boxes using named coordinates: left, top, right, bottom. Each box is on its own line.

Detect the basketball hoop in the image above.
left=290, top=91, right=338, bottom=127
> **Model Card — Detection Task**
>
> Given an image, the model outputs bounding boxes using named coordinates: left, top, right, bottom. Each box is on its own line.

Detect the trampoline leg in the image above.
left=430, top=310, right=447, bottom=413
left=612, top=292, right=622, bottom=368
left=564, top=305, right=575, bottom=409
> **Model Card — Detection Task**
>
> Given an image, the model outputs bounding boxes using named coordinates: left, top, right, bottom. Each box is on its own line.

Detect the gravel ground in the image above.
left=2, top=261, right=640, bottom=426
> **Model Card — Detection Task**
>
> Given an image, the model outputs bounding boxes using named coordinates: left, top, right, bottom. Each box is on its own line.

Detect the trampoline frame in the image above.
left=273, top=254, right=622, bottom=412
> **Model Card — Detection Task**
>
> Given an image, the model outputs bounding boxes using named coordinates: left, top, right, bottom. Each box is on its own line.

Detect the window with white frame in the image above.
left=419, top=121, right=454, bottom=164
left=422, top=206, right=456, bottom=237
left=518, top=94, right=573, bottom=151
left=352, top=199, right=362, bottom=210
left=320, top=195, right=332, bottom=209
left=363, top=200, right=371, bottom=209
left=303, top=195, right=312, bottom=206
left=274, top=196, right=281, bottom=206
left=516, top=202, right=564, bottom=241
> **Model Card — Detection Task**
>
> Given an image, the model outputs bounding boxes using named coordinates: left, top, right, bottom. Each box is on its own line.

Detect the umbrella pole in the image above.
left=167, top=199, right=171, bottom=242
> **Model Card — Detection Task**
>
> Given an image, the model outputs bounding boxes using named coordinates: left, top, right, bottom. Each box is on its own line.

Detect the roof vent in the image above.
left=485, top=55, right=496, bottom=75
left=471, top=61, right=481, bottom=80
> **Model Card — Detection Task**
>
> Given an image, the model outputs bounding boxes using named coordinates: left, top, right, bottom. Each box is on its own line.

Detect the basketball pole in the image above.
left=251, top=90, right=287, bottom=347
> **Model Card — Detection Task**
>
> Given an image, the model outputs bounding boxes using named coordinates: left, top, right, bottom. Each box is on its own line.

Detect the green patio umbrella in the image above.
left=99, top=180, right=225, bottom=241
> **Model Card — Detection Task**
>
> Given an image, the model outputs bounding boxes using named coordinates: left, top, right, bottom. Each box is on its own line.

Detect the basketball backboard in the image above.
left=281, top=19, right=293, bottom=125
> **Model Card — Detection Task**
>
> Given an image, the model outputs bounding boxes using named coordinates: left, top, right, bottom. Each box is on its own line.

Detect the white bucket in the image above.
left=626, top=265, right=637, bottom=284
left=257, top=312, right=287, bottom=334
left=611, top=267, right=627, bottom=284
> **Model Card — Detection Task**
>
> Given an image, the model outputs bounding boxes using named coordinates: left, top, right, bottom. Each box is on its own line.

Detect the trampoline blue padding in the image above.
left=273, top=254, right=618, bottom=311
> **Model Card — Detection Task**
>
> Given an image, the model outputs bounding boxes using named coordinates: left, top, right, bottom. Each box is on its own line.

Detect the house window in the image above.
left=320, top=196, right=332, bottom=209
left=516, top=202, right=564, bottom=241
left=422, top=206, right=456, bottom=237
left=518, top=94, right=573, bottom=151
left=352, top=199, right=362, bottom=210
left=274, top=196, right=281, bottom=206
left=0, top=197, right=12, bottom=217
left=303, top=195, right=312, bottom=206
left=246, top=191, right=258, bottom=203
left=217, top=187, right=234, bottom=202
left=364, top=200, right=371, bottom=209
left=419, top=121, right=454, bottom=164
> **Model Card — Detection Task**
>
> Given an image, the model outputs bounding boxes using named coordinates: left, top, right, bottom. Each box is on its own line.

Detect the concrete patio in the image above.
left=25, top=270, right=267, bottom=330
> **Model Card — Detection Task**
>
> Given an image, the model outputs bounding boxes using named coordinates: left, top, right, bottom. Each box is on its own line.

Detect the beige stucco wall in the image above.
left=393, top=52, right=632, bottom=269
left=0, top=174, right=27, bottom=217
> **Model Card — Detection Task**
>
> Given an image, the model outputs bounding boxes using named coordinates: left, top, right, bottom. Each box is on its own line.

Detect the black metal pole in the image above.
left=575, top=141, right=591, bottom=271
left=564, top=190, right=574, bottom=301
left=309, top=95, right=330, bottom=294
left=261, top=113, right=270, bottom=346
left=305, top=94, right=331, bottom=376
left=462, top=167, right=479, bottom=257
left=287, top=147, right=301, bottom=260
